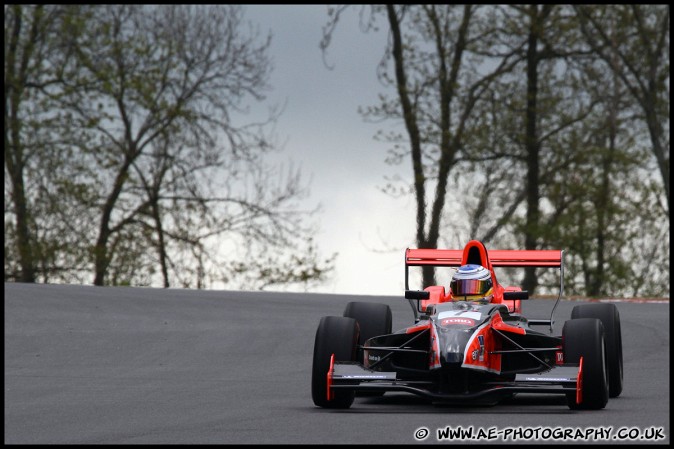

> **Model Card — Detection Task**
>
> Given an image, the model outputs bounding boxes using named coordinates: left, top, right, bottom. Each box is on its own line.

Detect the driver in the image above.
left=449, top=264, right=494, bottom=304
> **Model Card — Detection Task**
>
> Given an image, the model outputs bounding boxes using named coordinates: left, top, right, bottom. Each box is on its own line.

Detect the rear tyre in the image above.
left=311, top=316, right=359, bottom=408
left=343, top=301, right=392, bottom=346
left=343, top=302, right=392, bottom=397
left=563, top=318, right=609, bottom=410
left=571, top=303, right=623, bottom=397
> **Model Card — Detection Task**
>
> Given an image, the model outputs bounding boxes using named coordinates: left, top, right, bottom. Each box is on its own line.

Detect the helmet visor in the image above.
left=451, top=278, right=493, bottom=297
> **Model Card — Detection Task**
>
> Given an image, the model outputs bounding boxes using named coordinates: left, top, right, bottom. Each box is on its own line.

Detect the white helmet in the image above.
left=450, top=264, right=493, bottom=303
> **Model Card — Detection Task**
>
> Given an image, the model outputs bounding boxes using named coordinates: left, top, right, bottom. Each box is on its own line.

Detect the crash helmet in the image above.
left=450, top=264, right=493, bottom=303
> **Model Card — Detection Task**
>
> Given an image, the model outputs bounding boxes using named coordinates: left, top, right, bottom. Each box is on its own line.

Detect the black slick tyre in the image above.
left=563, top=318, right=609, bottom=410
left=311, top=316, right=359, bottom=408
left=571, top=303, right=623, bottom=397
left=343, top=301, right=392, bottom=346
left=343, top=302, right=392, bottom=397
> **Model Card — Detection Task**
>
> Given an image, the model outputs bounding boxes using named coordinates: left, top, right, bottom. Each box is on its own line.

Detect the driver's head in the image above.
left=450, top=264, right=493, bottom=304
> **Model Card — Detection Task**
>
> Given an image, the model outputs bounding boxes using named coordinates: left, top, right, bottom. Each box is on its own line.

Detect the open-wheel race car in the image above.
left=311, top=240, right=623, bottom=410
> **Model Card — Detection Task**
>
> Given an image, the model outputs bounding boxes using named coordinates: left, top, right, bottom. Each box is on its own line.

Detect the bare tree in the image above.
left=4, top=5, right=83, bottom=283
left=575, top=5, right=670, bottom=220
left=320, top=4, right=668, bottom=297
left=323, top=5, right=520, bottom=287
left=5, top=5, right=335, bottom=289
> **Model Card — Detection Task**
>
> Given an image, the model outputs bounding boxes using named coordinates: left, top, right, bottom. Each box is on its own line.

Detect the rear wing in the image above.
left=405, top=248, right=563, bottom=268
left=405, top=247, right=564, bottom=332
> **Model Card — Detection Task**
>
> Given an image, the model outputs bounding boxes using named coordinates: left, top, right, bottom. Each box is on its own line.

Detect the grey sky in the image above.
left=243, top=5, right=416, bottom=295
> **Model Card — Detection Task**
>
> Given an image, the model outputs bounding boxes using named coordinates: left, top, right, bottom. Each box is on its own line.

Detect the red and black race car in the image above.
left=312, top=240, right=623, bottom=410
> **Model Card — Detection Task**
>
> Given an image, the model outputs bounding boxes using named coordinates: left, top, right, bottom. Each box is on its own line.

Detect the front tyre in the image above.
left=571, top=303, right=623, bottom=397
left=311, top=316, right=359, bottom=408
left=563, top=318, right=609, bottom=410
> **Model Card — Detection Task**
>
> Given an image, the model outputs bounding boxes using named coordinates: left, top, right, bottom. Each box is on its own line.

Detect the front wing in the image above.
left=328, top=358, right=582, bottom=404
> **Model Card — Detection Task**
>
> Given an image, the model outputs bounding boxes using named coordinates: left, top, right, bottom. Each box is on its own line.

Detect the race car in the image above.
left=311, top=240, right=623, bottom=410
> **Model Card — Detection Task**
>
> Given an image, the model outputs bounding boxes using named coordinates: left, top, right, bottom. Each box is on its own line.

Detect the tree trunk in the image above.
left=522, top=5, right=541, bottom=294
left=151, top=199, right=170, bottom=288
left=5, top=5, right=41, bottom=283
left=93, top=155, right=134, bottom=286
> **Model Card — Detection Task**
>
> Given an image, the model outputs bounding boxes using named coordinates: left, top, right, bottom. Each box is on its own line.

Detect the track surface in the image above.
left=4, top=283, right=670, bottom=444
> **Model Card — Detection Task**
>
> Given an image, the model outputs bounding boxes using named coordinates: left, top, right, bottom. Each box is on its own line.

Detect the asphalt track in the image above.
left=4, top=283, right=670, bottom=444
